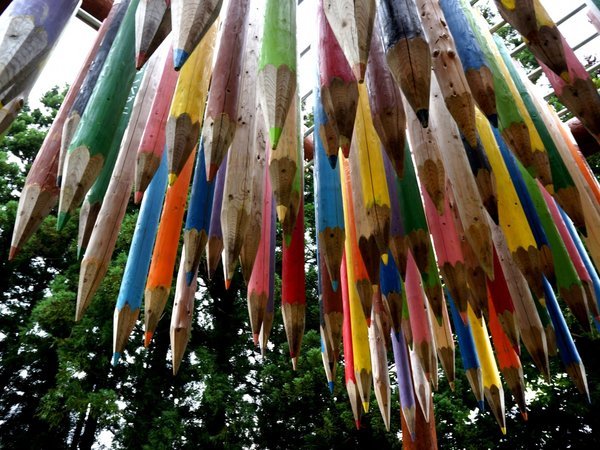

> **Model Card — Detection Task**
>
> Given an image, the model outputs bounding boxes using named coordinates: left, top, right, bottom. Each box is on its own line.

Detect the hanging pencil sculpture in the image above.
left=5, top=0, right=600, bottom=445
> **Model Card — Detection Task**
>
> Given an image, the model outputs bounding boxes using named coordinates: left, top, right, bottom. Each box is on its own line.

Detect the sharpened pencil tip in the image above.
left=362, top=401, right=369, bottom=413
left=134, top=191, right=143, bottom=204
left=449, top=381, right=455, bottom=391
left=276, top=205, right=288, bottom=223
left=328, top=381, right=335, bottom=393
left=8, top=246, right=17, bottom=261
left=269, top=127, right=283, bottom=150
left=135, top=52, right=146, bottom=70
left=327, top=154, right=338, bottom=169
left=111, top=352, right=121, bottom=366
left=521, top=411, right=528, bottom=421
left=478, top=400, right=485, bottom=411
left=291, top=356, right=298, bottom=371
left=381, top=253, right=389, bottom=265
left=252, top=333, right=259, bottom=346
left=56, top=212, right=69, bottom=231
left=144, top=331, right=154, bottom=348
left=501, top=427, right=507, bottom=435
left=168, top=173, right=177, bottom=186
left=331, top=279, right=339, bottom=292
left=173, top=48, right=189, bottom=71
left=224, top=278, right=231, bottom=290
left=351, top=63, right=366, bottom=83
left=355, top=419, right=361, bottom=430
left=416, top=109, right=429, bottom=128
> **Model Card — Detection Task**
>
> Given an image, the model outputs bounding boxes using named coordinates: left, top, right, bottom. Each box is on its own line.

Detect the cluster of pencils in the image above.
left=3, top=0, right=600, bottom=444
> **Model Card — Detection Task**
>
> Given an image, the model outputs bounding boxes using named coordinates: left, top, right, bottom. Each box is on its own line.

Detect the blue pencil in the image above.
left=542, top=277, right=590, bottom=401
left=112, top=148, right=168, bottom=365
left=314, top=81, right=345, bottom=291
left=183, top=138, right=216, bottom=285
left=447, top=290, right=484, bottom=410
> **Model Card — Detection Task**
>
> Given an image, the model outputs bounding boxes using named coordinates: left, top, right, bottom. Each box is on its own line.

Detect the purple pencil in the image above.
left=207, top=161, right=227, bottom=279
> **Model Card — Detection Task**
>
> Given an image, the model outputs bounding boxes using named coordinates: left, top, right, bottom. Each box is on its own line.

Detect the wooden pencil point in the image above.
left=144, top=330, right=154, bottom=348
left=144, top=285, right=170, bottom=338
left=113, top=304, right=140, bottom=359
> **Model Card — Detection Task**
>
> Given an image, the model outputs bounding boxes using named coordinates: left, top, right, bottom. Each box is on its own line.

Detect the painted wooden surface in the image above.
left=112, top=150, right=167, bottom=365
left=391, top=325, right=416, bottom=438
left=58, top=0, right=138, bottom=228
left=409, top=343, right=432, bottom=424
left=171, top=0, right=222, bottom=69
left=257, top=196, right=276, bottom=355
left=203, top=0, right=250, bottom=181
left=0, top=0, right=79, bottom=100
left=416, top=0, right=477, bottom=147
left=143, top=146, right=195, bottom=345
left=258, top=0, right=296, bottom=150
left=134, top=46, right=179, bottom=202
left=365, top=25, right=406, bottom=177
left=60, top=0, right=130, bottom=188
left=323, top=0, right=376, bottom=82
left=166, top=22, right=217, bottom=181
left=135, top=0, right=171, bottom=68
left=378, top=0, right=431, bottom=127
left=383, top=153, right=407, bottom=275
left=318, top=0, right=358, bottom=159
left=314, top=83, right=345, bottom=289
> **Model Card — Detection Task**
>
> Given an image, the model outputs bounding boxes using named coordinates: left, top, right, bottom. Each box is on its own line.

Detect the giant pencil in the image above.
left=258, top=0, right=296, bottom=150
left=170, top=246, right=199, bottom=375
left=258, top=201, right=276, bottom=355
left=416, top=0, right=478, bottom=147
left=0, top=0, right=79, bottom=102
left=428, top=295, right=455, bottom=388
left=75, top=51, right=165, bottom=322
left=383, top=153, right=407, bottom=275
left=58, top=0, right=139, bottom=228
left=206, top=163, right=226, bottom=278
left=341, top=156, right=372, bottom=413
left=134, top=46, right=179, bottom=202
left=349, top=83, right=391, bottom=283
left=468, top=305, right=506, bottom=433
left=378, top=0, right=431, bottom=127
left=391, top=323, right=416, bottom=438
left=380, top=253, right=403, bottom=343
left=79, top=69, right=146, bottom=255
left=59, top=0, right=130, bottom=187
left=365, top=25, right=406, bottom=177
left=171, top=0, right=222, bottom=69
left=135, top=0, right=171, bottom=69
left=314, top=83, right=345, bottom=289
left=112, top=151, right=167, bottom=365
left=166, top=22, right=217, bottom=182
left=318, top=0, right=358, bottom=161
left=323, top=0, right=376, bottom=82
left=542, top=277, right=590, bottom=400
left=282, top=199, right=306, bottom=369
left=144, top=147, right=196, bottom=346
left=247, top=163, right=273, bottom=345
left=221, top=2, right=264, bottom=283
left=10, top=9, right=113, bottom=259
left=447, top=291, right=484, bottom=409
left=340, top=254, right=363, bottom=428
left=183, top=140, right=215, bottom=284
left=202, top=0, right=250, bottom=181
left=369, top=290, right=391, bottom=431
